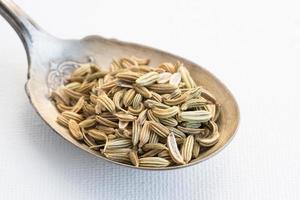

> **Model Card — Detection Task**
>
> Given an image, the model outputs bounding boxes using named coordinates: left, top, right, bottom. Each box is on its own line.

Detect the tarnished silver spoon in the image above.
left=0, top=0, right=239, bottom=170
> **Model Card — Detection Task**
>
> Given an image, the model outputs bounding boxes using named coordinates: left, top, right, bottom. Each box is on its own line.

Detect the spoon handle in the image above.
left=0, top=0, right=42, bottom=51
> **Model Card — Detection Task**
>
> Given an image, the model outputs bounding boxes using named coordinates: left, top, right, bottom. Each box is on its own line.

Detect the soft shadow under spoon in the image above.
left=0, top=0, right=239, bottom=170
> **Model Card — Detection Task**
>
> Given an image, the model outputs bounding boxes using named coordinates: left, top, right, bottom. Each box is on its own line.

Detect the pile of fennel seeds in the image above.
left=51, top=56, right=220, bottom=168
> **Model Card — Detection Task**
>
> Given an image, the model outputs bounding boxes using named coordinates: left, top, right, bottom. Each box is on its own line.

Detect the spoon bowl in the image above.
left=0, top=0, right=239, bottom=170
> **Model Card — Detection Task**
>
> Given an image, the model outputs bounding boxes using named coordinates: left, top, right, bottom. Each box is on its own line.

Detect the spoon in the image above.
left=0, top=0, right=239, bottom=170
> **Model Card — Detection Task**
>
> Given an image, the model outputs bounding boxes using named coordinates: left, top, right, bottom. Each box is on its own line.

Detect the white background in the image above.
left=0, top=0, right=300, bottom=199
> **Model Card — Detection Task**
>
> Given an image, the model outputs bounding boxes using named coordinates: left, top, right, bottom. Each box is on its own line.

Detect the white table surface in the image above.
left=0, top=0, right=299, bottom=199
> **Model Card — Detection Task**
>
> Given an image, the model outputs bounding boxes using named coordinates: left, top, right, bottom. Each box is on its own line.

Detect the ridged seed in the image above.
left=151, top=106, right=179, bottom=119
left=181, top=135, right=194, bottom=163
left=68, top=119, right=83, bottom=140
left=136, top=72, right=160, bottom=86
left=139, top=157, right=171, bottom=168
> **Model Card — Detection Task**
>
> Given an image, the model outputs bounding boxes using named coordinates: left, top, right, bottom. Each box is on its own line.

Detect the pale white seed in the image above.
left=167, top=132, right=185, bottom=164
left=157, top=72, right=172, bottom=84
left=169, top=72, right=181, bottom=86
left=179, top=110, right=212, bottom=122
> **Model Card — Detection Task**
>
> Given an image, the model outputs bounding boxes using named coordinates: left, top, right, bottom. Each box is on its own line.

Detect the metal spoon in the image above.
left=0, top=0, right=239, bottom=170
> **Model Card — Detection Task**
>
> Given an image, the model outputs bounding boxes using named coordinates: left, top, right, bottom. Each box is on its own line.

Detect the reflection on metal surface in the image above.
left=47, top=57, right=94, bottom=90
